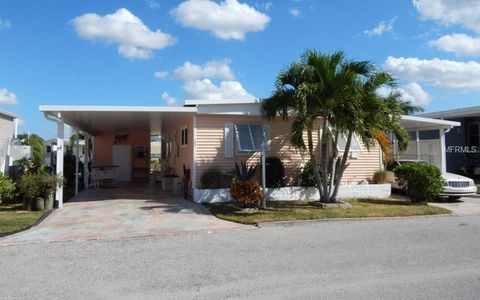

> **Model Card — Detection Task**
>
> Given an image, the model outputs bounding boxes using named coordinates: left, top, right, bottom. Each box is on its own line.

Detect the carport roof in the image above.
left=39, top=105, right=197, bottom=136
left=400, top=115, right=460, bottom=131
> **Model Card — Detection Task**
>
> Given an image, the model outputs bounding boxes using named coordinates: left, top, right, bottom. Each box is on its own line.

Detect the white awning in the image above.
left=39, top=105, right=197, bottom=135
left=400, top=115, right=460, bottom=131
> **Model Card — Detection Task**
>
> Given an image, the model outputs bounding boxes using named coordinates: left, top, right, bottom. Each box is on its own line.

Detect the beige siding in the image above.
left=342, top=143, right=382, bottom=184
left=195, top=115, right=318, bottom=187
left=195, top=114, right=381, bottom=187
left=162, top=115, right=194, bottom=180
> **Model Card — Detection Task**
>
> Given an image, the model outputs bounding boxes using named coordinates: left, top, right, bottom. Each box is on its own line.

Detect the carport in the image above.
left=396, top=115, right=460, bottom=172
left=40, top=106, right=197, bottom=208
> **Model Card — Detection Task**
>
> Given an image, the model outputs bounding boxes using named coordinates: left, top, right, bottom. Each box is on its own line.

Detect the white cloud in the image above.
left=429, top=33, right=480, bottom=56
left=377, top=82, right=431, bottom=107
left=118, top=45, right=153, bottom=59
left=72, top=8, right=176, bottom=59
left=183, top=79, right=255, bottom=100
left=161, top=92, right=177, bottom=105
left=173, top=59, right=235, bottom=81
left=171, top=0, right=270, bottom=40
left=145, top=0, right=160, bottom=9
left=289, top=8, right=301, bottom=17
left=154, top=71, right=169, bottom=79
left=383, top=56, right=480, bottom=91
left=0, top=88, right=18, bottom=104
left=0, top=18, right=11, bottom=30
left=364, top=18, right=395, bottom=37
left=413, top=0, right=480, bottom=33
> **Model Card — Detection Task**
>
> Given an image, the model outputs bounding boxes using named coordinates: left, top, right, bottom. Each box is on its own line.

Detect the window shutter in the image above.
left=224, top=123, right=234, bottom=158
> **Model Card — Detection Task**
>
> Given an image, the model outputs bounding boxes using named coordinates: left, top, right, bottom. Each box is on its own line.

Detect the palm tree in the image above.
left=262, top=50, right=421, bottom=203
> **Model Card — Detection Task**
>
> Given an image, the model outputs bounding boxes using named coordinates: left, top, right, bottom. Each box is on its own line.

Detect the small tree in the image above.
left=265, top=156, right=285, bottom=188
left=0, top=174, right=16, bottom=203
left=262, top=50, right=421, bottom=203
left=17, top=133, right=45, bottom=169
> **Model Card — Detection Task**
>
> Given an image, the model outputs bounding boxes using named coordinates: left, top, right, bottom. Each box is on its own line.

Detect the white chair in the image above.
left=89, top=170, right=100, bottom=189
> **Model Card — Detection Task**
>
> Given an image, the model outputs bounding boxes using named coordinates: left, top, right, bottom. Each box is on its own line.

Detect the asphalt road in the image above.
left=1, top=216, right=480, bottom=299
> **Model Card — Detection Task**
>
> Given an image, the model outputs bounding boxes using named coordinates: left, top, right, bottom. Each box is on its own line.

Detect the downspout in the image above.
left=439, top=127, right=452, bottom=174
left=75, top=129, right=80, bottom=196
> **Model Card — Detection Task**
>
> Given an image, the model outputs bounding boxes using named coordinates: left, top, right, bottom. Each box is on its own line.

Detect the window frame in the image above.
left=324, top=126, right=363, bottom=154
left=180, top=126, right=188, bottom=147
left=234, top=123, right=269, bottom=154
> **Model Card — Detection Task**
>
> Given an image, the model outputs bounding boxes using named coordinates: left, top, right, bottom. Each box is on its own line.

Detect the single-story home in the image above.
left=39, top=100, right=458, bottom=207
left=0, top=108, right=20, bottom=174
left=420, top=106, right=480, bottom=177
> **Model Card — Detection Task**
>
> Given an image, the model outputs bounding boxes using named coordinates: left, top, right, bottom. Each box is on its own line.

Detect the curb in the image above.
left=0, top=209, right=54, bottom=238
left=256, top=213, right=454, bottom=228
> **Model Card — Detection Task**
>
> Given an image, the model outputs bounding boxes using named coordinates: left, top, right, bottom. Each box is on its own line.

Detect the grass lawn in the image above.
left=204, top=198, right=451, bottom=225
left=0, top=203, right=46, bottom=234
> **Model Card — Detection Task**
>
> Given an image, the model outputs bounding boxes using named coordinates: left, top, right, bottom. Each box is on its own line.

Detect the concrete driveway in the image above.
left=429, top=195, right=480, bottom=215
left=0, top=184, right=245, bottom=245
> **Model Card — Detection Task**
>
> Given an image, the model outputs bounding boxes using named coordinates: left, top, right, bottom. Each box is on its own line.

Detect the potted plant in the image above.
left=18, top=172, right=62, bottom=211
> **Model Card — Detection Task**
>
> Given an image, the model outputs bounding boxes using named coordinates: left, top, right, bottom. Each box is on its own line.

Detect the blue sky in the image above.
left=1, top=0, right=480, bottom=139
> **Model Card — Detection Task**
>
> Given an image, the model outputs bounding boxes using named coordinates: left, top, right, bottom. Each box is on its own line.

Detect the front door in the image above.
left=113, top=145, right=131, bottom=182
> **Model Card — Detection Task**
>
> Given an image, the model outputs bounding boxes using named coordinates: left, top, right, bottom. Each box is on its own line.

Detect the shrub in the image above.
left=394, top=162, right=444, bottom=203
left=266, top=156, right=285, bottom=188
left=18, top=172, right=63, bottom=209
left=299, top=161, right=321, bottom=187
left=233, top=161, right=257, bottom=181
left=0, top=174, right=16, bottom=203
left=64, top=149, right=84, bottom=185
left=373, top=170, right=387, bottom=184
left=230, top=179, right=264, bottom=208
left=201, top=167, right=224, bottom=189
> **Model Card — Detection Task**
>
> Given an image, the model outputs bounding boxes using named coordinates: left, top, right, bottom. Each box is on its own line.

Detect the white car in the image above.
left=385, top=159, right=477, bottom=200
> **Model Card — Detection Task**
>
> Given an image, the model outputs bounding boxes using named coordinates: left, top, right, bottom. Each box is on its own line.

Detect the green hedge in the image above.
left=394, top=162, right=444, bottom=203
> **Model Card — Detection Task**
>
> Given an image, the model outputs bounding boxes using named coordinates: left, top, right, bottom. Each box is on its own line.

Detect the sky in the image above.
left=1, top=0, right=480, bottom=139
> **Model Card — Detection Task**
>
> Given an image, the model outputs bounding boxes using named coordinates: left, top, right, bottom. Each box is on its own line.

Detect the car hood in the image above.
left=443, top=172, right=473, bottom=182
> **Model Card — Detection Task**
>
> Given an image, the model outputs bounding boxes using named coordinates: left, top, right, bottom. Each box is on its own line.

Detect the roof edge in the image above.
left=39, top=105, right=197, bottom=113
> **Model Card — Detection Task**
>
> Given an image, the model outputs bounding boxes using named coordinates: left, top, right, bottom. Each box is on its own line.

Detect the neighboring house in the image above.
left=39, top=100, right=457, bottom=206
left=0, top=109, right=19, bottom=174
left=420, top=106, right=480, bottom=176
left=45, top=138, right=86, bottom=167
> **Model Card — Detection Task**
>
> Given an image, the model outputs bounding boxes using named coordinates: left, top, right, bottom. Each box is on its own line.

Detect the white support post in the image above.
left=191, top=115, right=197, bottom=191
left=56, top=120, right=65, bottom=208
left=84, top=134, right=89, bottom=190
left=261, top=148, right=266, bottom=209
left=440, top=128, right=447, bottom=173
left=75, top=129, right=80, bottom=196
left=416, top=130, right=420, bottom=160
left=13, top=118, right=18, bottom=139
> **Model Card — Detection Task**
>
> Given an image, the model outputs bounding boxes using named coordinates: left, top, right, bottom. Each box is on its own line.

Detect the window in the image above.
left=333, top=130, right=362, bottom=152
left=181, top=126, right=188, bottom=146
left=234, top=124, right=269, bottom=152
left=321, top=126, right=362, bottom=159
left=468, top=123, right=480, bottom=147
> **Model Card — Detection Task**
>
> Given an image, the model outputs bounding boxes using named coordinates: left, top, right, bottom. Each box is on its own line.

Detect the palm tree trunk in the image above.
left=330, top=131, right=353, bottom=202
left=307, top=121, right=323, bottom=200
